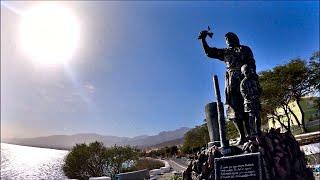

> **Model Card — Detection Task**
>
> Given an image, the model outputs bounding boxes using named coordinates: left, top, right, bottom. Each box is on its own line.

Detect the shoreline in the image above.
left=1, top=142, right=70, bottom=151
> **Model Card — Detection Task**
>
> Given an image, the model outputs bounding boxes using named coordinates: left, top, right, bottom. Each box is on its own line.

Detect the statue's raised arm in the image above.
left=198, top=28, right=225, bottom=61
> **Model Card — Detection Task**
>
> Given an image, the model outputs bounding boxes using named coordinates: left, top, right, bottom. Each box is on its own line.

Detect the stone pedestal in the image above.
left=205, top=102, right=221, bottom=147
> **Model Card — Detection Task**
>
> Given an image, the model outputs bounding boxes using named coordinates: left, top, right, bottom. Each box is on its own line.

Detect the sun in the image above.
left=19, top=3, right=80, bottom=66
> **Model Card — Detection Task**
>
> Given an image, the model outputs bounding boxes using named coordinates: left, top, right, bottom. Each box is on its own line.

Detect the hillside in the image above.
left=2, top=127, right=190, bottom=150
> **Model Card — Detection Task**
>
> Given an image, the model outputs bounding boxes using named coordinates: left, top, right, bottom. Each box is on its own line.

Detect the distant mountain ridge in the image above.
left=2, top=127, right=190, bottom=150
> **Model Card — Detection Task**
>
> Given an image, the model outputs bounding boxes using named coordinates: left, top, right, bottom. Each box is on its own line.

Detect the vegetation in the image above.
left=226, top=120, right=239, bottom=139
left=145, top=145, right=179, bottom=158
left=181, top=124, right=209, bottom=154
left=106, top=144, right=140, bottom=175
left=308, top=51, right=320, bottom=109
left=63, top=142, right=108, bottom=179
left=170, top=173, right=183, bottom=180
left=124, top=158, right=164, bottom=172
left=305, top=153, right=320, bottom=165
left=63, top=141, right=141, bottom=179
left=259, top=51, right=319, bottom=133
left=308, top=51, right=320, bottom=92
left=180, top=121, right=239, bottom=154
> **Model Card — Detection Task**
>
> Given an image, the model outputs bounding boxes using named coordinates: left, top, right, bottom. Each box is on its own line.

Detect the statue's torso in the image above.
left=241, top=78, right=260, bottom=101
left=224, top=46, right=248, bottom=70
left=241, top=77, right=262, bottom=113
left=223, top=46, right=254, bottom=118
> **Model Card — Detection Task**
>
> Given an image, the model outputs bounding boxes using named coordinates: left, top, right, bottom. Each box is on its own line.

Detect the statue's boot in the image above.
left=233, top=119, right=246, bottom=145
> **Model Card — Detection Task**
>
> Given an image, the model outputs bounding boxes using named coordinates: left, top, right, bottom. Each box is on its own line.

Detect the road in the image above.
left=168, top=159, right=187, bottom=173
left=150, top=158, right=188, bottom=180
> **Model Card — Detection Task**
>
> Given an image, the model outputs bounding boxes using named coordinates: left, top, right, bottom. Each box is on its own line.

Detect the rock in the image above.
left=185, top=130, right=314, bottom=180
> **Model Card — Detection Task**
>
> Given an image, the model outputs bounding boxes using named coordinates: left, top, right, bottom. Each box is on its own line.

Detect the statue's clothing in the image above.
left=240, top=76, right=262, bottom=135
left=240, top=77, right=262, bottom=113
left=206, top=45, right=256, bottom=120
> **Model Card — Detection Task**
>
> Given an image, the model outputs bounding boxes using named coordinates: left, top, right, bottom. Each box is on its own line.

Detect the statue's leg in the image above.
left=248, top=113, right=257, bottom=136
left=255, top=113, right=261, bottom=135
left=233, top=118, right=246, bottom=145
left=243, top=112, right=251, bottom=136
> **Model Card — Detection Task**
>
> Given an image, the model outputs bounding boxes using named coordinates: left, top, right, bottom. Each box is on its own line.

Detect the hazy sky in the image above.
left=1, top=1, right=319, bottom=138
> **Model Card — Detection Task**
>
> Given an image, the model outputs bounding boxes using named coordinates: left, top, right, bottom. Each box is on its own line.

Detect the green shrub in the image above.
left=63, top=141, right=108, bottom=180
left=63, top=142, right=139, bottom=179
left=170, top=173, right=183, bottom=180
left=145, top=146, right=179, bottom=158
left=124, top=158, right=164, bottom=172
left=226, top=120, right=240, bottom=140
left=105, top=145, right=139, bottom=175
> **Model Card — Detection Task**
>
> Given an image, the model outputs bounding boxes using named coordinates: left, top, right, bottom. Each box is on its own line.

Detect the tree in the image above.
left=181, top=122, right=241, bottom=154
left=170, top=145, right=179, bottom=156
left=181, top=124, right=210, bottom=154
left=259, top=55, right=319, bottom=133
left=63, top=142, right=139, bottom=179
left=63, top=142, right=108, bottom=180
left=308, top=51, right=320, bottom=91
left=260, top=69, right=292, bottom=131
left=308, top=51, right=320, bottom=109
left=164, top=146, right=178, bottom=157
left=284, top=59, right=312, bottom=132
left=145, top=145, right=179, bottom=158
left=106, top=145, right=139, bottom=175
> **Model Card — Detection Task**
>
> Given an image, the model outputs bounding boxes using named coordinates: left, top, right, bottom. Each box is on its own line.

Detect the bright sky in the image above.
left=1, top=1, right=319, bottom=138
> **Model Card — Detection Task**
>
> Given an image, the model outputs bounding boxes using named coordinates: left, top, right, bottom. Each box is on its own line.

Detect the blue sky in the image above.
left=1, top=1, right=319, bottom=138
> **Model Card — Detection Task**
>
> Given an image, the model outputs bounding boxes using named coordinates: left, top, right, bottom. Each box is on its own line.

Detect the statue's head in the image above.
left=225, top=32, right=240, bottom=47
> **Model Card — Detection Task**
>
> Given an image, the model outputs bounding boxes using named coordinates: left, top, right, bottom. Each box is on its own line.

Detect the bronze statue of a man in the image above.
left=198, top=29, right=257, bottom=144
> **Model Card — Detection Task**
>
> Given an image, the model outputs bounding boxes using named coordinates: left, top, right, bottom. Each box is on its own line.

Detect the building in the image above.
left=268, top=97, right=320, bottom=134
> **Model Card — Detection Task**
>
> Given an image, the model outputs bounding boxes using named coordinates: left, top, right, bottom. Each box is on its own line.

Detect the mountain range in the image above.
left=2, top=127, right=190, bottom=150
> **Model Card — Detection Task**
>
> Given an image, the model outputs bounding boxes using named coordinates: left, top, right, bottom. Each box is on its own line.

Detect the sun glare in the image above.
left=19, top=3, right=80, bottom=66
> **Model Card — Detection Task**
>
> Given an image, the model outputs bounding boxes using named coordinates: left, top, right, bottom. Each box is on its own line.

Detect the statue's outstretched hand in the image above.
left=198, top=30, right=208, bottom=40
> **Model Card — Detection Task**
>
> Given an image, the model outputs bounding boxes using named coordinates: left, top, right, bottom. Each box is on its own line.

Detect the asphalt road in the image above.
left=168, top=158, right=188, bottom=173
left=150, top=159, right=187, bottom=180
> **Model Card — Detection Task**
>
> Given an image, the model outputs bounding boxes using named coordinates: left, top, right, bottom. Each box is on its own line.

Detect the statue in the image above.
left=240, top=64, right=262, bottom=136
left=198, top=27, right=257, bottom=144
left=183, top=161, right=193, bottom=180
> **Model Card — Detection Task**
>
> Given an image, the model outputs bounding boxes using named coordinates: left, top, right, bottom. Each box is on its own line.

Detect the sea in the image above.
left=1, top=143, right=69, bottom=180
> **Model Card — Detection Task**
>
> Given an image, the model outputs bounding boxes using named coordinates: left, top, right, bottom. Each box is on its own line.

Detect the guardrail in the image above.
left=89, top=177, right=111, bottom=180
left=114, top=169, right=150, bottom=180
left=295, top=131, right=320, bottom=145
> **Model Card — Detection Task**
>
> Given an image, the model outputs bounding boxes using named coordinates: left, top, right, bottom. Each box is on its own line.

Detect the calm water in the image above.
left=1, top=143, right=69, bottom=180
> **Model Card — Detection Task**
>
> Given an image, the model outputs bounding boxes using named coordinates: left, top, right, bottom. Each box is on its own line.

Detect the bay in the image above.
left=1, top=143, right=68, bottom=180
